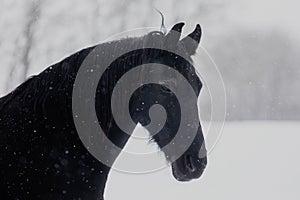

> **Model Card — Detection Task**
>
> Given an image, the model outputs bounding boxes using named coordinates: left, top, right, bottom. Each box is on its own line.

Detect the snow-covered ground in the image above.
left=106, top=121, right=300, bottom=200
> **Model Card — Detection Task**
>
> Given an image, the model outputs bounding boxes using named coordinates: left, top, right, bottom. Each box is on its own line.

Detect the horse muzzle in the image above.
left=171, top=154, right=207, bottom=182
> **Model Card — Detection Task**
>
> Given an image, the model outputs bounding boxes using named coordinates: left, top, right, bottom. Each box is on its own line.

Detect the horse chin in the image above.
left=171, top=163, right=193, bottom=182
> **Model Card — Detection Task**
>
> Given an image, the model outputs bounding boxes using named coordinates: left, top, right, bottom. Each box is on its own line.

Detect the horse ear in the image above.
left=165, top=22, right=185, bottom=47
left=181, top=24, right=202, bottom=55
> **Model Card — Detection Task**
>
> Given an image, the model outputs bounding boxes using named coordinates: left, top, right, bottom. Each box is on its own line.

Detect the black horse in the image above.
left=0, top=23, right=207, bottom=200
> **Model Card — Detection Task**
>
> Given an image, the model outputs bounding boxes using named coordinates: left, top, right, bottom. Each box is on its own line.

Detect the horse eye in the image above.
left=161, top=86, right=172, bottom=94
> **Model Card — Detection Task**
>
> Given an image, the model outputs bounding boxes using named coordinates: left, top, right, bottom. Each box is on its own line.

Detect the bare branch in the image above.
left=20, top=0, right=42, bottom=81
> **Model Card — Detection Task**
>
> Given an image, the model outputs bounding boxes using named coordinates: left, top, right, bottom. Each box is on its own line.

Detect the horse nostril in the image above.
left=184, top=155, right=196, bottom=173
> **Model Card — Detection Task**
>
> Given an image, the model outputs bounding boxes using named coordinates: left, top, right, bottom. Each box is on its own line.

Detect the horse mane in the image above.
left=0, top=33, right=163, bottom=113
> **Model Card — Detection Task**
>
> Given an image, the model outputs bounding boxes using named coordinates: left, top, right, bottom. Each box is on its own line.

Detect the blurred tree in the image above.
left=20, top=0, right=42, bottom=81
left=211, top=29, right=300, bottom=120
left=5, top=0, right=42, bottom=91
